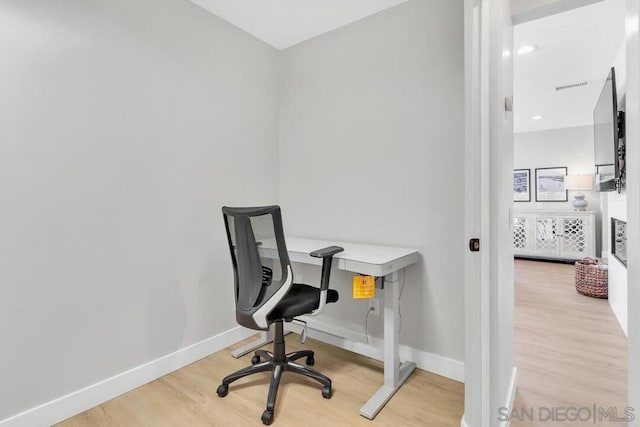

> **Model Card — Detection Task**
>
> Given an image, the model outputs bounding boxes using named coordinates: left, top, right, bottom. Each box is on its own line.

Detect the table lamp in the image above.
left=565, top=174, right=593, bottom=211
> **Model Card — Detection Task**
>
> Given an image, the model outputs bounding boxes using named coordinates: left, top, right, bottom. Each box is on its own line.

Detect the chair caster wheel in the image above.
left=322, top=385, right=332, bottom=399
left=305, top=356, right=315, bottom=366
left=216, top=384, right=228, bottom=398
left=251, top=355, right=260, bottom=365
left=261, top=410, right=274, bottom=425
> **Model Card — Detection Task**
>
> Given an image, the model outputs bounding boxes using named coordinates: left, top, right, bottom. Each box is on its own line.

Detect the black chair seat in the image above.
left=268, top=284, right=339, bottom=321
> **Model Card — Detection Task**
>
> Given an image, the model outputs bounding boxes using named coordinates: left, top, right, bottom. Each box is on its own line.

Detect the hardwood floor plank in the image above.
left=511, top=259, right=628, bottom=426
left=58, top=335, right=463, bottom=426
left=59, top=259, right=626, bottom=426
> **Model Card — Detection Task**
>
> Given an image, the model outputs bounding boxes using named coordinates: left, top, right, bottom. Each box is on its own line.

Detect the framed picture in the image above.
left=535, top=167, right=568, bottom=202
left=513, top=169, right=531, bottom=202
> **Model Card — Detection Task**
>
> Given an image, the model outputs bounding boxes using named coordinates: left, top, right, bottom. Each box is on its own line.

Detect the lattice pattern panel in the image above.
left=562, top=217, right=587, bottom=256
left=612, top=218, right=627, bottom=265
left=513, top=217, right=528, bottom=250
left=535, top=217, right=558, bottom=253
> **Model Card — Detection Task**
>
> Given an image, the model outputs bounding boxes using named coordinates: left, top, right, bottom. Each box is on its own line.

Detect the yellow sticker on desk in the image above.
left=352, top=275, right=375, bottom=299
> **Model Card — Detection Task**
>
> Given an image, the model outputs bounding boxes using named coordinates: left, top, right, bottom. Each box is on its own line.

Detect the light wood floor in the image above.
left=59, top=259, right=627, bottom=427
left=59, top=335, right=464, bottom=426
left=512, top=259, right=628, bottom=426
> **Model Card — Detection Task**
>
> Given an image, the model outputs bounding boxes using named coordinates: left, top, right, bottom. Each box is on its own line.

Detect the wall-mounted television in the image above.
left=593, top=67, right=625, bottom=192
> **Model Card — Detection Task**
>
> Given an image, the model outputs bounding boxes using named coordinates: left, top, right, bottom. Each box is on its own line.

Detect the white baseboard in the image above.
left=0, top=326, right=255, bottom=427
left=287, top=318, right=465, bottom=383
left=461, top=414, right=470, bottom=427
left=2, top=320, right=465, bottom=427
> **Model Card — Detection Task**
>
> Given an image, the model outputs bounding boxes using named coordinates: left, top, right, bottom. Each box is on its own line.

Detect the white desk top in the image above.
left=261, top=236, right=419, bottom=277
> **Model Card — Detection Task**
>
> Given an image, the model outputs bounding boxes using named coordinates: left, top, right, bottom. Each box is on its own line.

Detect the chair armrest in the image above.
left=310, top=245, right=344, bottom=259
left=308, top=246, right=344, bottom=316
left=310, top=246, right=344, bottom=291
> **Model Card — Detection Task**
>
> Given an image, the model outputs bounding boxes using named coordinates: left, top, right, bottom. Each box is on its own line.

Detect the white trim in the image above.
left=460, top=415, right=471, bottom=427
left=0, top=327, right=255, bottom=427
left=625, top=0, right=640, bottom=413
left=286, top=319, right=465, bottom=383
left=497, top=367, right=518, bottom=427
left=465, top=0, right=515, bottom=425
left=464, top=0, right=492, bottom=425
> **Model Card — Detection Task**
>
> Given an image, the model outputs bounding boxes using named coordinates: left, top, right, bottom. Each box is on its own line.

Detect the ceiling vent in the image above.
left=555, top=81, right=589, bottom=91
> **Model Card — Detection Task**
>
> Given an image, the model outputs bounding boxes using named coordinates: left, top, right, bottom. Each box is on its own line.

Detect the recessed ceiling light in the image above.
left=517, top=44, right=537, bottom=55
left=532, top=115, right=543, bottom=120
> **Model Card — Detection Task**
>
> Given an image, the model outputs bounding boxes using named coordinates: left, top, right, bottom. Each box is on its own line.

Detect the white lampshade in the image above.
left=565, top=174, right=593, bottom=191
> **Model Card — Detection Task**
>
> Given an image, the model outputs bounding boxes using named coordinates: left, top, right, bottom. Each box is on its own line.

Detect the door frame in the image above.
left=464, top=0, right=640, bottom=425
left=462, top=0, right=491, bottom=424
left=624, top=0, right=640, bottom=418
left=463, top=0, right=515, bottom=426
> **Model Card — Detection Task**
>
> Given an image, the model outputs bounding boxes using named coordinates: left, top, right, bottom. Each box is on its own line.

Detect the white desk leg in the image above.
left=360, top=270, right=417, bottom=419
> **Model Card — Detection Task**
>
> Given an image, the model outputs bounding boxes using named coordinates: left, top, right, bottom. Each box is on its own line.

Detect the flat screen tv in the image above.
left=593, top=67, right=625, bottom=192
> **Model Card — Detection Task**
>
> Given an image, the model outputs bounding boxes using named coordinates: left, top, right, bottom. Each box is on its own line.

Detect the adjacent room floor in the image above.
left=512, top=259, right=628, bottom=426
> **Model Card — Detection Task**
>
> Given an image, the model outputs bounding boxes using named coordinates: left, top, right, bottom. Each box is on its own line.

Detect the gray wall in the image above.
left=278, top=0, right=465, bottom=361
left=0, top=0, right=278, bottom=419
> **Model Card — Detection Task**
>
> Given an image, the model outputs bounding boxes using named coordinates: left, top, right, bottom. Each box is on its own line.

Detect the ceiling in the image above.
left=189, top=0, right=624, bottom=132
left=512, top=0, right=577, bottom=16
left=514, top=0, right=626, bottom=133
left=189, top=0, right=408, bottom=50
left=511, top=0, right=605, bottom=25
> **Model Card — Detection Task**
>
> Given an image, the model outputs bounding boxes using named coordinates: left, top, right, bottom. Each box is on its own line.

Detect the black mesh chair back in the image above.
left=222, top=205, right=292, bottom=331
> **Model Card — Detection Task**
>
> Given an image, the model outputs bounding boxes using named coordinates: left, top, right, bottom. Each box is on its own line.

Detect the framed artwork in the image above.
left=535, top=167, right=568, bottom=202
left=513, top=169, right=531, bottom=202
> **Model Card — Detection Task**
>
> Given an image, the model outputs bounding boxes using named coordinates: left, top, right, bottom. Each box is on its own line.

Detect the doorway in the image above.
left=464, top=0, right=640, bottom=425
left=511, top=2, right=629, bottom=423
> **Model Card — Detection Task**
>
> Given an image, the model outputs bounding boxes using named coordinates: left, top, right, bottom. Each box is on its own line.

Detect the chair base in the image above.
left=217, top=321, right=332, bottom=425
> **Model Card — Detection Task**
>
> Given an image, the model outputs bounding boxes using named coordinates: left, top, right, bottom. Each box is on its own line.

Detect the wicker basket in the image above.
left=575, top=257, right=608, bottom=298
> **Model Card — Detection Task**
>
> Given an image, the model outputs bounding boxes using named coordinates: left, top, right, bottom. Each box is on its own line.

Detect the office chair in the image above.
left=218, top=205, right=343, bottom=425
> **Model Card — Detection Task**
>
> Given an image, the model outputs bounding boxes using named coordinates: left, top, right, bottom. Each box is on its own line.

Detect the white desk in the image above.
left=231, top=236, right=419, bottom=420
